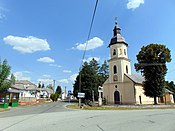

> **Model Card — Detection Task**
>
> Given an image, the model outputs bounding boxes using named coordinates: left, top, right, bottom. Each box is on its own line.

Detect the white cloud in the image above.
left=42, top=74, right=51, bottom=78
left=69, top=73, right=78, bottom=82
left=37, top=78, right=53, bottom=85
left=14, top=72, right=31, bottom=81
left=74, top=37, right=103, bottom=51
left=58, top=79, right=69, bottom=84
left=49, top=64, right=61, bottom=68
left=63, top=70, right=72, bottom=73
left=37, top=57, right=55, bottom=63
left=127, top=0, right=144, bottom=10
left=0, top=7, right=6, bottom=21
left=83, top=57, right=100, bottom=63
left=3, top=35, right=50, bottom=53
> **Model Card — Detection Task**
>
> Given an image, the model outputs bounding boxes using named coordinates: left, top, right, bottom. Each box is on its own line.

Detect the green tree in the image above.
left=56, top=85, right=62, bottom=95
left=73, top=59, right=109, bottom=101
left=135, top=44, right=171, bottom=104
left=0, top=59, right=11, bottom=93
left=38, top=82, right=41, bottom=88
left=98, top=60, right=109, bottom=86
left=10, top=74, right=16, bottom=85
left=73, top=62, right=98, bottom=100
left=41, top=83, right=45, bottom=88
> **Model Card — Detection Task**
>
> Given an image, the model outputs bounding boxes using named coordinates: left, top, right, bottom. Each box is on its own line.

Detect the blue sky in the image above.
left=0, top=0, right=175, bottom=92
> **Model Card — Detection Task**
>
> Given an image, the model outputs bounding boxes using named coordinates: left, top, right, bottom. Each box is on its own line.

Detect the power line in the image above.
left=80, top=0, right=99, bottom=68
left=78, top=0, right=99, bottom=97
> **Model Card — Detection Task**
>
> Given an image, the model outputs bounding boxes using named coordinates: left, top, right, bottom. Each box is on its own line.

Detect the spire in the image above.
left=113, top=17, right=121, bottom=36
left=108, top=18, right=128, bottom=47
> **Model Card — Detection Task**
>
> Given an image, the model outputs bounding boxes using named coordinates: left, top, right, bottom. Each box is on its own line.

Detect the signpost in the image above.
left=78, top=92, right=85, bottom=108
left=78, top=93, right=85, bottom=98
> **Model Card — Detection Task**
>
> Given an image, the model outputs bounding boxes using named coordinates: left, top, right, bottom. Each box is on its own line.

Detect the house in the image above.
left=102, top=20, right=174, bottom=105
left=40, top=88, right=54, bottom=98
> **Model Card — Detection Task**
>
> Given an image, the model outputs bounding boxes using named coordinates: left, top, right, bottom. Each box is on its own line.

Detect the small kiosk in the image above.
left=8, top=89, right=20, bottom=107
left=0, top=89, right=20, bottom=108
left=0, top=93, right=9, bottom=108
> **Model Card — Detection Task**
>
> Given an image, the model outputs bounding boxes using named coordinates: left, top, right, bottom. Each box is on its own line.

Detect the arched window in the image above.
left=119, top=49, right=122, bottom=55
left=124, top=49, right=126, bottom=55
left=113, top=65, right=117, bottom=74
left=126, top=65, right=128, bottom=74
left=113, top=49, right=116, bottom=55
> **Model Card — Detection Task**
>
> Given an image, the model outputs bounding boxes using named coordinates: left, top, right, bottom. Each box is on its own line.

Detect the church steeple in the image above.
left=108, top=18, right=131, bottom=83
left=113, top=18, right=121, bottom=36
left=108, top=19, right=128, bottom=47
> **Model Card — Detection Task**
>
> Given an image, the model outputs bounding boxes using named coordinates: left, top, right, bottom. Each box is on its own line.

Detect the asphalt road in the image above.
left=0, top=102, right=175, bottom=131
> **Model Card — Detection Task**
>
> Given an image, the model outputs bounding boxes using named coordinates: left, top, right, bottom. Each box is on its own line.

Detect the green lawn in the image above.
left=67, top=104, right=175, bottom=110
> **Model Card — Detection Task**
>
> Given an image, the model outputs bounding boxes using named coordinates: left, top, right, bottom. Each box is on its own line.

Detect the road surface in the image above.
left=0, top=102, right=175, bottom=131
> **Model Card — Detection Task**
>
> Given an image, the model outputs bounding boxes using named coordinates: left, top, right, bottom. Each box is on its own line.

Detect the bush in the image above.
left=50, top=93, right=58, bottom=102
left=102, top=97, right=107, bottom=105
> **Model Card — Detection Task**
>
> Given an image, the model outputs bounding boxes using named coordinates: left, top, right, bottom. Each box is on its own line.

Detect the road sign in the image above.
left=68, top=90, right=71, bottom=94
left=78, top=93, right=85, bottom=98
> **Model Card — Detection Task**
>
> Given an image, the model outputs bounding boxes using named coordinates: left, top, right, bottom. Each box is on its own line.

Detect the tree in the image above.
left=135, top=44, right=171, bottom=104
left=38, top=82, right=41, bottom=88
left=73, top=59, right=109, bottom=102
left=56, top=85, right=62, bottom=95
left=10, top=74, right=16, bottom=85
left=0, top=59, right=11, bottom=93
left=42, top=83, right=45, bottom=88
left=98, top=60, right=109, bottom=86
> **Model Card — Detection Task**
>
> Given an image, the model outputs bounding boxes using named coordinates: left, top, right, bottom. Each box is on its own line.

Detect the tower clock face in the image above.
left=113, top=75, right=118, bottom=81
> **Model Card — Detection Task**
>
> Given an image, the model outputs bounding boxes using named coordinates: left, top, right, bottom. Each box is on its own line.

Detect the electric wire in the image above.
left=80, top=0, right=99, bottom=69
left=78, top=0, right=99, bottom=93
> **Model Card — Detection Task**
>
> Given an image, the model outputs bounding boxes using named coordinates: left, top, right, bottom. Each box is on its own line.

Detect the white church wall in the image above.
left=135, top=85, right=154, bottom=104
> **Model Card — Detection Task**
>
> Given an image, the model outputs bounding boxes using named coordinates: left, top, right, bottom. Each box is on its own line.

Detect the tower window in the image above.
left=126, top=65, right=128, bottom=74
left=124, top=49, right=126, bottom=55
left=119, top=49, right=122, bottom=55
left=113, top=49, right=116, bottom=55
left=113, top=65, right=117, bottom=74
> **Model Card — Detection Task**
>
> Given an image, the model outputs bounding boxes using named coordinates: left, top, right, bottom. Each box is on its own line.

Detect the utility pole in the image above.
left=53, top=80, right=56, bottom=93
left=79, top=72, right=82, bottom=108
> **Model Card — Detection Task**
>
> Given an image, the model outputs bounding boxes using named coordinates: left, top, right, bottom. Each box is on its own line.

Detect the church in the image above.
left=102, top=20, right=174, bottom=105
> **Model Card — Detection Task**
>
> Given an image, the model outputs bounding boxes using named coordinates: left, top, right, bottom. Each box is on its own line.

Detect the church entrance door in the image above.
left=114, top=91, right=120, bottom=104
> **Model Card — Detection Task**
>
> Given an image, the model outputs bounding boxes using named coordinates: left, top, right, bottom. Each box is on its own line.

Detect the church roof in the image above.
left=108, top=20, right=128, bottom=47
left=125, top=74, right=144, bottom=84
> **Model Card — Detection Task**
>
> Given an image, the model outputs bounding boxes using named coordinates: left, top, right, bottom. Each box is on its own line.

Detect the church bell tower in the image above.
left=108, top=19, right=131, bottom=83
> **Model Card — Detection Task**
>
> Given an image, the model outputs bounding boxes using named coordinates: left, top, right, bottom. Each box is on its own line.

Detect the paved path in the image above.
left=0, top=102, right=175, bottom=131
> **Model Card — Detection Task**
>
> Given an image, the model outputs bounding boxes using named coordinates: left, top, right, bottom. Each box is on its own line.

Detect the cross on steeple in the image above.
left=113, top=17, right=121, bottom=36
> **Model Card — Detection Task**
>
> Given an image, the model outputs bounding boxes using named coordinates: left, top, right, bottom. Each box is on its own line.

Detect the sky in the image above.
left=0, top=0, right=175, bottom=92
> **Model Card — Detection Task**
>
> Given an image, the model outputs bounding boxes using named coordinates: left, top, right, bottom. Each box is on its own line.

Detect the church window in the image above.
left=113, top=49, right=116, bottom=55
left=113, top=75, right=118, bottom=81
left=126, top=65, right=128, bottom=74
left=124, top=49, right=126, bottom=55
left=113, top=65, right=117, bottom=74
left=115, top=85, right=118, bottom=88
left=119, top=49, right=122, bottom=55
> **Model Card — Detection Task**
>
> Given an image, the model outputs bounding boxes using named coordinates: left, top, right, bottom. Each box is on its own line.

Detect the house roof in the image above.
left=41, top=88, right=54, bottom=94
left=165, top=88, right=174, bottom=94
left=8, top=88, right=21, bottom=93
left=11, top=80, right=38, bottom=91
left=125, top=74, right=144, bottom=84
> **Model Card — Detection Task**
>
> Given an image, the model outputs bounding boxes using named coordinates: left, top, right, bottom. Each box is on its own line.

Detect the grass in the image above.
left=0, top=108, right=10, bottom=112
left=67, top=104, right=175, bottom=110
